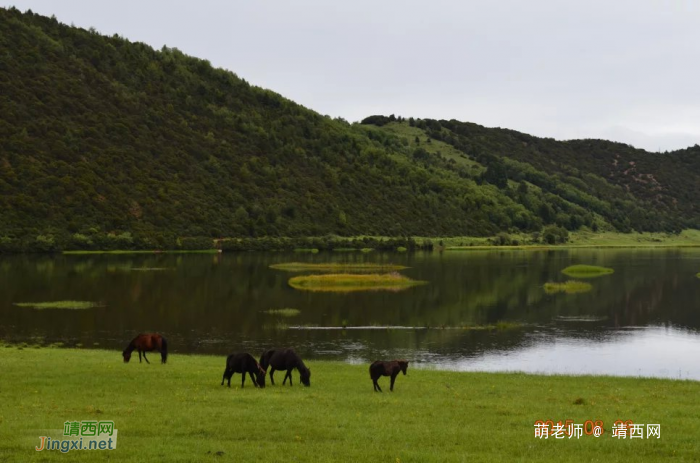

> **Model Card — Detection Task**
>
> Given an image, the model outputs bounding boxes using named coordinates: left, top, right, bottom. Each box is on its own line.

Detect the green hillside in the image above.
left=0, top=8, right=698, bottom=251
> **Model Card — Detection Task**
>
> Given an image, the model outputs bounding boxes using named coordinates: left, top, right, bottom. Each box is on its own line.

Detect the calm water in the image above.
left=1, top=249, right=700, bottom=379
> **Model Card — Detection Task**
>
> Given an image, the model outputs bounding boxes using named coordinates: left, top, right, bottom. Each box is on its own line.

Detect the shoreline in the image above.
left=3, top=343, right=698, bottom=383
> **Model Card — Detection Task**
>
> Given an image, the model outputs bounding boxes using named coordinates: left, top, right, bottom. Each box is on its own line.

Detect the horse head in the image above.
left=300, top=367, right=311, bottom=387
left=398, top=360, right=409, bottom=375
left=256, top=364, right=267, bottom=388
left=122, top=350, right=132, bottom=363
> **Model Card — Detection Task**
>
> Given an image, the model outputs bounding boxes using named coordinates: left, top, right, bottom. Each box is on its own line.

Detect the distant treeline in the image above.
left=0, top=229, right=576, bottom=253
left=0, top=232, right=434, bottom=253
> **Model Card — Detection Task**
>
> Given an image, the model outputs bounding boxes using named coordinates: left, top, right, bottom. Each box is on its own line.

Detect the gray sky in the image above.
left=4, top=0, right=700, bottom=151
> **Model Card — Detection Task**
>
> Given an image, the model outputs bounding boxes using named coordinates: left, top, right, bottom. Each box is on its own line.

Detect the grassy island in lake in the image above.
left=544, top=281, right=593, bottom=294
left=12, top=301, right=103, bottom=310
left=288, top=273, right=426, bottom=292
left=561, top=264, right=614, bottom=278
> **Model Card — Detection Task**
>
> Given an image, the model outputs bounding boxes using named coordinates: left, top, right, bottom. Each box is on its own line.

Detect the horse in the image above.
left=369, top=360, right=408, bottom=392
left=122, top=333, right=168, bottom=364
left=221, top=352, right=266, bottom=388
left=259, top=348, right=311, bottom=387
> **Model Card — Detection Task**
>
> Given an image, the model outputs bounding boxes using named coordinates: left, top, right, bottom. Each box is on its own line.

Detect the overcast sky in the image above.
left=4, top=0, right=700, bottom=151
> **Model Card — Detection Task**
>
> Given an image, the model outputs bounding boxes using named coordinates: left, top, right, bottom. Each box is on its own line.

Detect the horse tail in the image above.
left=160, top=336, right=168, bottom=363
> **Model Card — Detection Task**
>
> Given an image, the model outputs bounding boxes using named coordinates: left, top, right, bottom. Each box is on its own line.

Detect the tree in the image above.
left=482, top=157, right=508, bottom=189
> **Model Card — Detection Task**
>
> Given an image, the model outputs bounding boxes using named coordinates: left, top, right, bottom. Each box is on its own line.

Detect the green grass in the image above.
left=288, top=273, right=427, bottom=292
left=12, top=301, right=103, bottom=310
left=376, top=121, right=486, bottom=173
left=544, top=281, right=593, bottom=295
left=263, top=308, right=301, bottom=317
left=562, top=265, right=615, bottom=278
left=444, top=229, right=700, bottom=250
left=1, top=347, right=699, bottom=461
left=269, top=262, right=409, bottom=272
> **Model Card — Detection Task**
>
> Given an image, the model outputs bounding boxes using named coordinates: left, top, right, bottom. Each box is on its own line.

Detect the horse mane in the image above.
left=295, top=354, right=309, bottom=373
left=259, top=349, right=275, bottom=370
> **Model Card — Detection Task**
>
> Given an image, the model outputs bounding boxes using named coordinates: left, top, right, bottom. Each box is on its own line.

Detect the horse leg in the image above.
left=249, top=371, right=258, bottom=388
left=143, top=351, right=150, bottom=364
left=269, top=368, right=276, bottom=386
left=390, top=373, right=397, bottom=391
left=241, top=372, right=246, bottom=388
left=283, top=369, right=292, bottom=386
left=373, top=378, right=382, bottom=392
left=222, top=368, right=231, bottom=387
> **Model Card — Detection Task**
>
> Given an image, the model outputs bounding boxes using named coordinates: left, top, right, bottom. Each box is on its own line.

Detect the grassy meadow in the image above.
left=444, top=229, right=700, bottom=250
left=1, top=347, right=699, bottom=461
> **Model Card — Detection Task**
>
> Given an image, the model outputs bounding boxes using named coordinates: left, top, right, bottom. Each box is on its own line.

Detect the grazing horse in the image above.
left=221, top=353, right=266, bottom=388
left=259, top=348, right=311, bottom=387
left=369, top=360, right=408, bottom=392
left=122, top=333, right=168, bottom=364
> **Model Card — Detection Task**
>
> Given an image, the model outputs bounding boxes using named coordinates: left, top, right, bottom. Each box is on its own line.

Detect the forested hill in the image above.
left=1, top=8, right=698, bottom=251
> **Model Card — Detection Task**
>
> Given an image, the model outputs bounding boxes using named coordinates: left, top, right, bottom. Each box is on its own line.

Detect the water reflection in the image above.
left=0, top=249, right=699, bottom=379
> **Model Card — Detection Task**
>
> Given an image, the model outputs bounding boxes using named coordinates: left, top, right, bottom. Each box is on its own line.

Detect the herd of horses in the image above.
left=123, top=333, right=409, bottom=392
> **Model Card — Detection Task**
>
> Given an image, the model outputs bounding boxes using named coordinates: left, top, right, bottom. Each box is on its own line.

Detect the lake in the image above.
left=1, top=249, right=699, bottom=379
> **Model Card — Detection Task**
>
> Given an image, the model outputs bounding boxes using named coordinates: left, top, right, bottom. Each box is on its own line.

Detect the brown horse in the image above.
left=122, top=333, right=168, bottom=364
left=369, top=360, right=408, bottom=392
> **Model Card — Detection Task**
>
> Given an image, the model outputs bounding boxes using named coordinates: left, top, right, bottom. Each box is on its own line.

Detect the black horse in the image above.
left=221, top=353, right=266, bottom=388
left=259, top=348, right=311, bottom=387
left=369, top=360, right=408, bottom=392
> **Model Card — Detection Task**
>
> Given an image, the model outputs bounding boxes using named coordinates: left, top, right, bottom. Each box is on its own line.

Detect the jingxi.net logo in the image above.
left=35, top=421, right=117, bottom=453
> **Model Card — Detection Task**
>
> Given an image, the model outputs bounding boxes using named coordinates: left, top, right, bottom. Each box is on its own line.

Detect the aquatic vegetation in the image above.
left=263, top=308, right=301, bottom=317
left=262, top=321, right=291, bottom=331
left=286, top=322, right=523, bottom=330
left=270, top=262, right=408, bottom=272
left=288, top=273, right=427, bottom=292
left=561, top=264, right=614, bottom=278
left=696, top=272, right=700, bottom=279
left=293, top=248, right=319, bottom=253
left=459, top=322, right=524, bottom=331
left=554, top=315, right=608, bottom=322
left=130, top=267, right=172, bottom=271
left=13, top=301, right=104, bottom=310
left=544, top=281, right=593, bottom=294
left=396, top=246, right=408, bottom=252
